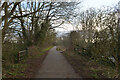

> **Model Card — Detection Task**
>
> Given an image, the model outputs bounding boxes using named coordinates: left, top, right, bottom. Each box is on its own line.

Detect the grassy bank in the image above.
left=62, top=50, right=117, bottom=78
left=2, top=45, right=53, bottom=78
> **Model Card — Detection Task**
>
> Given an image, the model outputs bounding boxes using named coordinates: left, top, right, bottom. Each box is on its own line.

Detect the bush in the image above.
left=2, top=42, right=27, bottom=64
left=96, top=58, right=115, bottom=67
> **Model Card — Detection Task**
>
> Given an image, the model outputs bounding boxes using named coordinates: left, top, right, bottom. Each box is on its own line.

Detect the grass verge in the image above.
left=2, top=45, right=53, bottom=78
left=62, top=50, right=117, bottom=78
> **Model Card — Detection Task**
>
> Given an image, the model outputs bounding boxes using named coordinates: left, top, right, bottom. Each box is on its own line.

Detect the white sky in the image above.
left=81, top=0, right=119, bottom=10
left=55, top=0, right=120, bottom=34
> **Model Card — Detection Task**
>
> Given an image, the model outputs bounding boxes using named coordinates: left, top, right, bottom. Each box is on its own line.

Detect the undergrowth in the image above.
left=2, top=44, right=53, bottom=78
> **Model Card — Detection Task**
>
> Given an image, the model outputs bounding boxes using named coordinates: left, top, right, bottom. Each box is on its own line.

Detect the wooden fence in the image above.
left=18, top=48, right=28, bottom=62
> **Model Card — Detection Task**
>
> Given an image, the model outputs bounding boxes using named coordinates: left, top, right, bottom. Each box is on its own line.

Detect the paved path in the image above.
left=35, top=46, right=80, bottom=78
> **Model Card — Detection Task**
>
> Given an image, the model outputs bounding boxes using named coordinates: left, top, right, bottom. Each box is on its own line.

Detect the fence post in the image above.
left=26, top=48, right=28, bottom=57
left=18, top=51, right=20, bottom=63
left=18, top=48, right=29, bottom=63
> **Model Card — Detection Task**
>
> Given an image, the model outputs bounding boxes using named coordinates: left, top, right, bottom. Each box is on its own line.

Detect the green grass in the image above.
left=30, top=46, right=53, bottom=59
left=42, top=46, right=53, bottom=52
left=35, top=46, right=53, bottom=58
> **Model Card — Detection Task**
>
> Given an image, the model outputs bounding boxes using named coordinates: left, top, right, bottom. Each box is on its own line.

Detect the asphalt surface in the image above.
left=35, top=46, right=80, bottom=78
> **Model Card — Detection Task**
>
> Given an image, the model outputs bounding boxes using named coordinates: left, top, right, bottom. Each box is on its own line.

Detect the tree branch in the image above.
left=49, top=21, right=64, bottom=29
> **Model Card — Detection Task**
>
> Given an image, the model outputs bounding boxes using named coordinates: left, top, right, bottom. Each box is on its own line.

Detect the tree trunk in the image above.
left=117, top=9, right=120, bottom=78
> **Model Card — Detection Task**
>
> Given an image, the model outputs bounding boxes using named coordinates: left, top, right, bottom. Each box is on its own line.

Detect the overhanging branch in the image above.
left=49, top=21, right=64, bottom=29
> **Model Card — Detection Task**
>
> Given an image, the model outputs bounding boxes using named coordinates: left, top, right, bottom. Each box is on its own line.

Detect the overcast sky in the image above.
left=81, top=0, right=119, bottom=10
left=55, top=0, right=120, bottom=35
